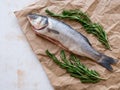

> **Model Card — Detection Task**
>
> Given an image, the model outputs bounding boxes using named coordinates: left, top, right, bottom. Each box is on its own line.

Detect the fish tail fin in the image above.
left=98, top=55, right=118, bottom=71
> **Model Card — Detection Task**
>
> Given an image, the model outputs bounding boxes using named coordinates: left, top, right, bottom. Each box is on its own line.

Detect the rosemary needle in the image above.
left=46, top=50, right=106, bottom=83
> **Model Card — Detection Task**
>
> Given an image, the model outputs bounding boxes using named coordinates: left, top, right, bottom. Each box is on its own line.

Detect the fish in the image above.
left=27, top=14, right=118, bottom=71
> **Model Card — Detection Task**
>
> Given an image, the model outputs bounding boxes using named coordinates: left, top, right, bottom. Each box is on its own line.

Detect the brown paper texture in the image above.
left=15, top=0, right=120, bottom=90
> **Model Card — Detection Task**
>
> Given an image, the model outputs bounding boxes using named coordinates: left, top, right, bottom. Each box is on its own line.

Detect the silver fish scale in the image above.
left=46, top=18, right=100, bottom=60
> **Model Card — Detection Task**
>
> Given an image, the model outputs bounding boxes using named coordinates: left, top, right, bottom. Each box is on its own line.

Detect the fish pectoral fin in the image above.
left=98, top=55, right=118, bottom=71
left=47, top=28, right=59, bottom=34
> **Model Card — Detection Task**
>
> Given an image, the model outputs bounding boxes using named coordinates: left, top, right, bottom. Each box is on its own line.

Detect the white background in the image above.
left=0, top=0, right=53, bottom=90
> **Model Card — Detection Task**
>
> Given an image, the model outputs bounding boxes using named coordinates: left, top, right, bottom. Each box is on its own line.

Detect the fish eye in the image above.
left=28, top=14, right=39, bottom=19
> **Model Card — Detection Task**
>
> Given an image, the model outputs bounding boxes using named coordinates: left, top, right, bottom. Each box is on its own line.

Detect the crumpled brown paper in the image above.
left=15, top=0, right=120, bottom=90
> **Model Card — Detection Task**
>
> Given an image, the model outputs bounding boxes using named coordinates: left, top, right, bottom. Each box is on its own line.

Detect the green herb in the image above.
left=46, top=50, right=106, bottom=83
left=45, top=9, right=110, bottom=49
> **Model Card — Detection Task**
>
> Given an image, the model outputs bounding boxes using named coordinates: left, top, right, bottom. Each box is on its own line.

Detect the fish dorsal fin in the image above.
left=79, top=33, right=92, bottom=46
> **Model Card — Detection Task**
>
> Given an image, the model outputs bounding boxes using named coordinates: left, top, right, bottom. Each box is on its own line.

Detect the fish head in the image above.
left=27, top=14, right=48, bottom=31
left=27, top=14, right=59, bottom=38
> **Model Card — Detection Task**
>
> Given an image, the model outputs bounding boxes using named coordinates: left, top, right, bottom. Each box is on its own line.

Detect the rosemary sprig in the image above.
left=46, top=50, right=106, bottom=83
left=45, top=9, right=110, bottom=49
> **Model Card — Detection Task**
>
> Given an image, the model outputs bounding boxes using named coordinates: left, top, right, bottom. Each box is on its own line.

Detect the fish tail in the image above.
left=98, top=54, right=118, bottom=71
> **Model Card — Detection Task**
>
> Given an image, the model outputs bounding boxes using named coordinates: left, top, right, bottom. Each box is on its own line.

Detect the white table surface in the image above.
left=0, top=0, right=53, bottom=90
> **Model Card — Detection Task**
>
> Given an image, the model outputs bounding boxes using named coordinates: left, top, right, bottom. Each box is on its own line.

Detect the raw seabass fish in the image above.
left=27, top=14, right=118, bottom=71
